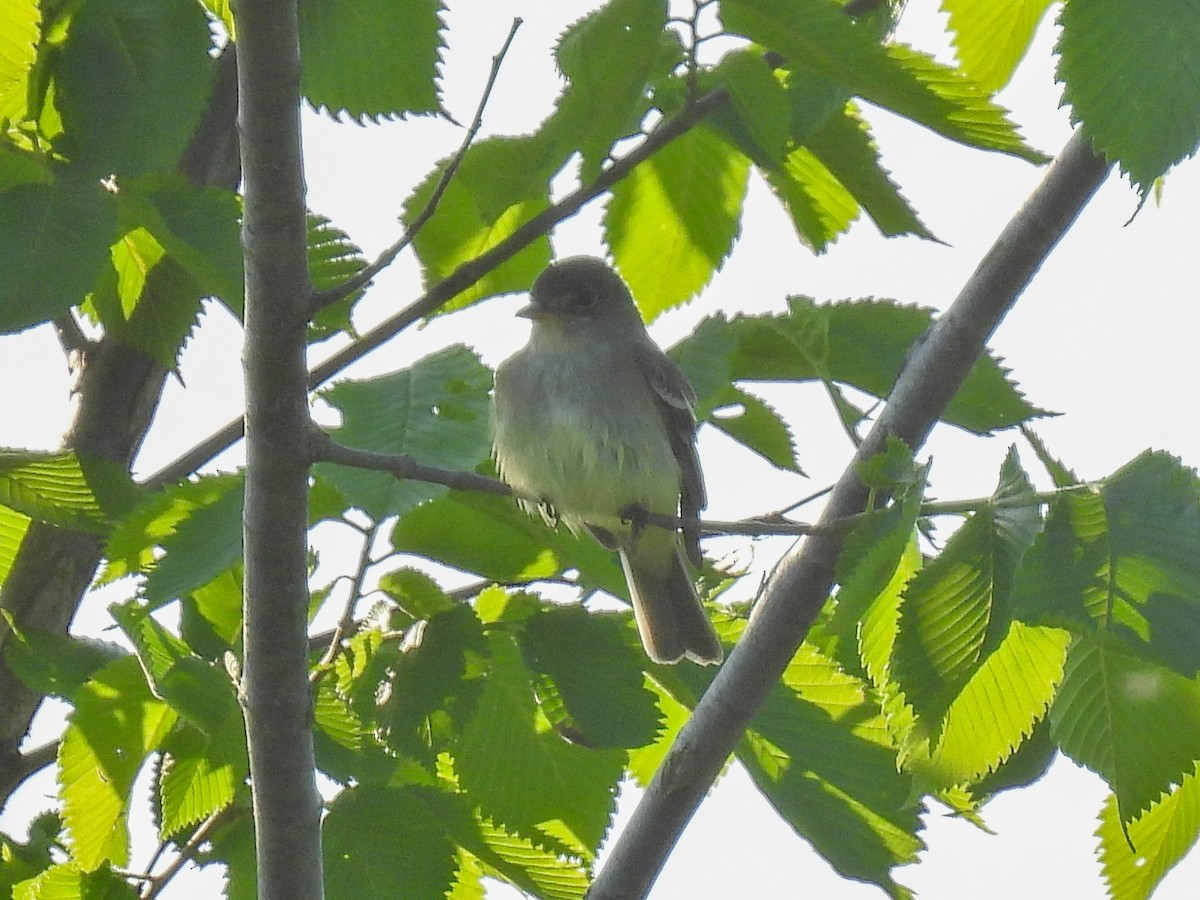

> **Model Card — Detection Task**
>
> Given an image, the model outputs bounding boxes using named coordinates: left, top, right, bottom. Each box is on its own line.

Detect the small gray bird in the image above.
left=493, top=256, right=722, bottom=665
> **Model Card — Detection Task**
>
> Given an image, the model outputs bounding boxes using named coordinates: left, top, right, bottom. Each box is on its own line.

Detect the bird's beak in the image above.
left=516, top=302, right=544, bottom=321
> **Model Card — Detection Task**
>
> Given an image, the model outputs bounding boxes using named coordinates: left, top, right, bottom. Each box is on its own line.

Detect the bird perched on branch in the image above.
left=493, top=256, right=722, bottom=665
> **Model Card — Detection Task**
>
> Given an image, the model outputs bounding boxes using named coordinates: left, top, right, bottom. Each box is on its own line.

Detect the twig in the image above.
left=310, top=18, right=525, bottom=314
left=310, top=520, right=384, bottom=683
left=0, top=740, right=58, bottom=799
left=142, top=86, right=732, bottom=491
left=142, top=807, right=239, bottom=899
left=308, top=428, right=513, bottom=497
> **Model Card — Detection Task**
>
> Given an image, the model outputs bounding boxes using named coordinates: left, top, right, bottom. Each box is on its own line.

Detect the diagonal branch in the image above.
left=142, top=87, right=732, bottom=490
left=587, top=129, right=1113, bottom=899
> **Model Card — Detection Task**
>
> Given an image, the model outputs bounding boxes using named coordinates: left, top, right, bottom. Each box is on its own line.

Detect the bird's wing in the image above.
left=633, top=341, right=706, bottom=568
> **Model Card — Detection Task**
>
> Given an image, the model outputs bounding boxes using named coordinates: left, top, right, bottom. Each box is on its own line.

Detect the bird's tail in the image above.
left=619, top=531, right=722, bottom=666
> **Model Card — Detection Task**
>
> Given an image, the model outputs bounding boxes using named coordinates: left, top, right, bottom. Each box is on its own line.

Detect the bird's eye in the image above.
left=575, top=290, right=597, bottom=309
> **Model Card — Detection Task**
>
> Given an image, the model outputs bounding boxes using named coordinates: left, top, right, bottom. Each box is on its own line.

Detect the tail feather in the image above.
left=619, top=539, right=722, bottom=666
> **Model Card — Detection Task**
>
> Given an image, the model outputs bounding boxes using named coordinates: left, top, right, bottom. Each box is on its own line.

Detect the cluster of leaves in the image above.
left=2, top=1, right=1200, bottom=899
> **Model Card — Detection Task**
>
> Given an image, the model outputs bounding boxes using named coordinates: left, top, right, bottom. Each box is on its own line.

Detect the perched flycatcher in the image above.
left=492, top=256, right=722, bottom=665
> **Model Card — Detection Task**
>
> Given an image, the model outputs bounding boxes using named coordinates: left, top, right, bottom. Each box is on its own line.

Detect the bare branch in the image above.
left=142, top=807, right=242, bottom=900
left=588, top=129, right=1113, bottom=900
left=310, top=18, right=525, bottom=314
left=310, top=519, right=385, bottom=683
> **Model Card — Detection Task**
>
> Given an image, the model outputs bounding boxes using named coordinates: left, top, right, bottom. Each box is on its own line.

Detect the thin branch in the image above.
left=142, top=87, right=732, bottom=491
left=142, top=807, right=240, bottom=900
left=310, top=18, right=525, bottom=314
left=309, top=428, right=513, bottom=497
left=310, top=519, right=384, bottom=683
left=588, top=129, right=1113, bottom=900
left=0, top=740, right=58, bottom=800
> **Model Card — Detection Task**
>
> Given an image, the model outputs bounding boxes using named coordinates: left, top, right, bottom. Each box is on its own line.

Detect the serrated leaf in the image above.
left=892, top=448, right=1043, bottom=731
left=0, top=0, right=39, bottom=123
left=943, top=0, right=1055, bottom=93
left=1057, top=0, right=1200, bottom=190
left=11, top=863, right=139, bottom=900
left=158, top=719, right=246, bottom=838
left=763, top=142, right=859, bottom=252
left=453, top=633, right=623, bottom=859
left=58, top=656, right=177, bottom=871
left=463, top=818, right=590, bottom=900
left=323, top=785, right=459, bottom=899
left=1050, top=632, right=1200, bottom=823
left=143, top=474, right=244, bottom=605
left=299, top=0, right=444, bottom=121
left=317, top=346, right=492, bottom=519
left=1011, top=452, right=1200, bottom=675
left=308, top=212, right=367, bottom=340
left=0, top=180, right=118, bottom=332
left=390, top=489, right=626, bottom=600
left=1, top=622, right=126, bottom=701
left=1097, top=762, right=1200, bottom=900
left=402, top=136, right=557, bottom=312
left=911, top=620, right=1071, bottom=788
left=806, top=103, right=935, bottom=240
left=737, top=641, right=921, bottom=898
left=714, top=49, right=792, bottom=166
left=721, top=0, right=1045, bottom=162
left=518, top=606, right=661, bottom=750
left=111, top=601, right=239, bottom=734
left=0, top=451, right=104, bottom=531
left=604, top=124, right=749, bottom=319
left=53, top=0, right=213, bottom=178
left=547, top=0, right=670, bottom=181
left=708, top=387, right=800, bottom=472
left=0, top=503, right=31, bottom=586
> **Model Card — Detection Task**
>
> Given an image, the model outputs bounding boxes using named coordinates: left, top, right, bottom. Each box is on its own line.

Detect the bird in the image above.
left=492, top=256, right=722, bottom=665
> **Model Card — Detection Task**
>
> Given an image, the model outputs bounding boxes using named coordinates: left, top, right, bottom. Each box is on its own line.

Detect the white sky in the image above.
left=2, top=1, right=1199, bottom=897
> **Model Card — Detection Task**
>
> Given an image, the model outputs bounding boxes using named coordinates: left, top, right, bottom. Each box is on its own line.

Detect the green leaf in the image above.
left=0, top=0, right=39, bottom=123
left=713, top=49, right=792, bottom=166
left=111, top=601, right=239, bottom=734
left=518, top=605, right=661, bottom=750
left=119, top=175, right=244, bottom=313
left=805, top=104, right=935, bottom=241
left=672, top=300, right=1047, bottom=436
left=547, top=0, right=670, bottom=181
left=1, top=622, right=126, bottom=701
left=317, top=345, right=492, bottom=520
left=308, top=212, right=367, bottom=340
left=1011, top=452, right=1200, bottom=675
left=453, top=633, right=623, bottom=859
left=11, top=863, right=139, bottom=900
left=604, top=124, right=749, bottom=319
left=403, top=137, right=556, bottom=313
left=738, top=641, right=921, bottom=898
left=53, top=0, right=214, bottom=177
left=461, top=817, right=590, bottom=900
left=909, top=620, right=1071, bottom=789
left=720, top=0, right=1046, bottom=162
left=892, top=448, right=1043, bottom=731
left=943, top=0, right=1055, bottom=92
left=324, top=785, right=459, bottom=899
left=0, top=180, right=118, bottom=332
left=762, top=142, right=859, bottom=252
left=159, top=719, right=246, bottom=838
left=390, top=489, right=626, bottom=600
left=1057, top=0, right=1200, bottom=190
left=1050, top=632, right=1200, bottom=823
left=708, top=387, right=800, bottom=472
left=143, top=474, right=244, bottom=605
left=299, top=0, right=445, bottom=121
left=1097, top=762, right=1200, bottom=900
left=0, top=451, right=104, bottom=532
left=58, top=656, right=177, bottom=871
